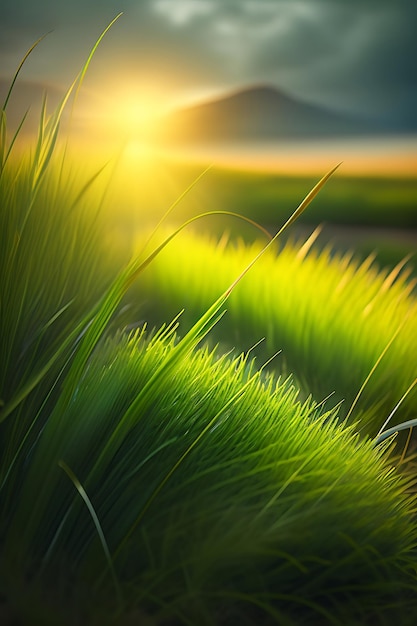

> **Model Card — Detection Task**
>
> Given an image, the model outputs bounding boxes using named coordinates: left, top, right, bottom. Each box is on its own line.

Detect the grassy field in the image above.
left=190, top=167, right=417, bottom=270
left=135, top=227, right=417, bottom=434
left=1, top=26, right=417, bottom=626
left=100, top=153, right=417, bottom=272
left=166, top=165, right=417, bottom=230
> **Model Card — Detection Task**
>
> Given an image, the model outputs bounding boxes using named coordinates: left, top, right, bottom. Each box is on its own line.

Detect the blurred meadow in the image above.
left=100, top=148, right=417, bottom=270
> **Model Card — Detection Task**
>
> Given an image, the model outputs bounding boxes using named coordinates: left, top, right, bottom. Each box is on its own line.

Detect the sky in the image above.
left=0, top=0, right=416, bottom=169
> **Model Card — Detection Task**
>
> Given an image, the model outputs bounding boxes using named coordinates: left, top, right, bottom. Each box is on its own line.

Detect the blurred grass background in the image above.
left=100, top=151, right=416, bottom=274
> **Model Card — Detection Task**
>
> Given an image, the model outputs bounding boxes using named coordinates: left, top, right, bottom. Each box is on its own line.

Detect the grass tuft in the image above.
left=3, top=331, right=417, bottom=624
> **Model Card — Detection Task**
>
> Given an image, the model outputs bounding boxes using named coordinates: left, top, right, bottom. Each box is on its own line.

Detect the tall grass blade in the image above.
left=73, top=13, right=123, bottom=107
left=1, top=110, right=29, bottom=172
left=2, top=33, right=50, bottom=112
left=225, top=162, right=341, bottom=296
left=58, top=460, right=121, bottom=601
left=375, top=378, right=417, bottom=443
left=346, top=320, right=407, bottom=421
left=1, top=32, right=48, bottom=171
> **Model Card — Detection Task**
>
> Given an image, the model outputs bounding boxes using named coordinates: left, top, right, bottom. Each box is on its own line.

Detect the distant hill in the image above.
left=0, top=78, right=65, bottom=135
left=154, top=85, right=387, bottom=145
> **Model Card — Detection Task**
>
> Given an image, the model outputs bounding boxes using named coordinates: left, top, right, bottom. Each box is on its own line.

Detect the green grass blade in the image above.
left=58, top=460, right=121, bottom=601
left=2, top=33, right=50, bottom=112
left=73, top=13, right=123, bottom=108
left=224, top=162, right=342, bottom=296
left=346, top=320, right=407, bottom=421
left=1, top=110, right=29, bottom=171
left=140, top=164, right=214, bottom=254
left=67, top=163, right=109, bottom=213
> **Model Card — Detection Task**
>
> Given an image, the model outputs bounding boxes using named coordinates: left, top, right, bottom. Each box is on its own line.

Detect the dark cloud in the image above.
left=143, top=0, right=416, bottom=120
left=0, top=0, right=415, bottom=125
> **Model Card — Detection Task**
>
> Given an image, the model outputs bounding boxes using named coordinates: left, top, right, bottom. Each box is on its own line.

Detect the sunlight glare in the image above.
left=115, top=94, right=163, bottom=138
left=87, top=81, right=171, bottom=146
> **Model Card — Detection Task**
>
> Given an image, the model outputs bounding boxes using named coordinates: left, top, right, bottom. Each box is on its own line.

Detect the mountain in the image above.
left=154, top=85, right=386, bottom=145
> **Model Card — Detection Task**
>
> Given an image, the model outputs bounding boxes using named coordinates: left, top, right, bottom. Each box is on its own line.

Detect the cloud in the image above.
left=152, top=0, right=216, bottom=26
left=288, top=3, right=417, bottom=118
left=146, top=0, right=415, bottom=119
left=0, top=0, right=415, bottom=123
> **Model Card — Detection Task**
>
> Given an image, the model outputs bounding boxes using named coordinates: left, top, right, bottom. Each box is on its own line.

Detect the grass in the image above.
left=136, top=228, right=417, bottom=437
left=1, top=19, right=417, bottom=625
left=0, top=114, right=126, bottom=492
left=167, top=166, right=417, bottom=229
left=3, top=329, right=417, bottom=625
left=91, top=157, right=417, bottom=273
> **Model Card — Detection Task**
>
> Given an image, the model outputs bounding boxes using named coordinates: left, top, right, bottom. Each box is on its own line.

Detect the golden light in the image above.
left=111, top=91, right=165, bottom=139
left=73, top=80, right=173, bottom=149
